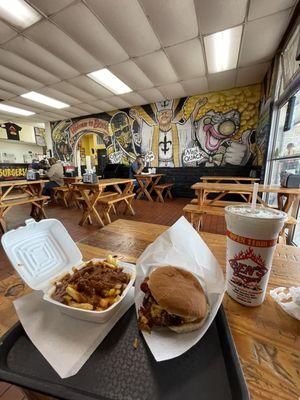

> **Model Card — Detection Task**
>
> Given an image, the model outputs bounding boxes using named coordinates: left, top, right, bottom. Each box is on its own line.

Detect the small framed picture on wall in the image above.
left=34, top=127, right=46, bottom=146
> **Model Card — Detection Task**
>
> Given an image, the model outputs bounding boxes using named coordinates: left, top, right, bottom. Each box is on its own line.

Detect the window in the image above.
left=267, top=89, right=300, bottom=244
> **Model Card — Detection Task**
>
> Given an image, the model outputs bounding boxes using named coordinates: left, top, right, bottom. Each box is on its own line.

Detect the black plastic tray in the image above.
left=0, top=305, right=249, bottom=400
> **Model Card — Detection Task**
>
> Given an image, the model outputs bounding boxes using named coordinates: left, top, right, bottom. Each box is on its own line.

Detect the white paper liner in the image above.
left=14, top=287, right=134, bottom=378
left=135, top=217, right=225, bottom=361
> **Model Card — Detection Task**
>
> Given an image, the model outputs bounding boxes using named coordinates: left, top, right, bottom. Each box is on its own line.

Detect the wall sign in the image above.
left=0, top=164, right=28, bottom=181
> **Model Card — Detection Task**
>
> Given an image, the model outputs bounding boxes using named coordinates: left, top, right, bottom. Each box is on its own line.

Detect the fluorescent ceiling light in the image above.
left=0, top=103, right=35, bottom=116
left=204, top=25, right=243, bottom=74
left=87, top=68, right=132, bottom=95
left=21, top=91, right=69, bottom=109
left=0, top=0, right=41, bottom=29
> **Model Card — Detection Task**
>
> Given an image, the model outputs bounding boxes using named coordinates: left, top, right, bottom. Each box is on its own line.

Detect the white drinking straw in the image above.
left=251, top=183, right=259, bottom=211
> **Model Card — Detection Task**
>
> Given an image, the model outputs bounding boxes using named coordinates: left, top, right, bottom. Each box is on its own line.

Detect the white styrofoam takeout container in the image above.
left=1, top=218, right=136, bottom=323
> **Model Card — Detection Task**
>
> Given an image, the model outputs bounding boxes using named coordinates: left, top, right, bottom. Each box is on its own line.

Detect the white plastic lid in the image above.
left=1, top=219, right=82, bottom=291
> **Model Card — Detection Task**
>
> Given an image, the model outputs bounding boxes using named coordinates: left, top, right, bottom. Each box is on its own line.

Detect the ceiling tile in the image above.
left=239, top=10, right=292, bottom=66
left=25, top=20, right=102, bottom=73
left=165, top=39, right=206, bottom=80
left=135, top=51, right=178, bottom=85
left=87, top=99, right=115, bottom=112
left=49, top=81, right=97, bottom=102
left=68, top=76, right=112, bottom=98
left=4, top=36, right=79, bottom=79
left=120, top=92, right=148, bottom=106
left=248, top=0, right=296, bottom=21
left=236, top=63, right=270, bottom=86
left=86, top=0, right=161, bottom=57
left=195, top=0, right=247, bottom=34
left=75, top=103, right=101, bottom=114
left=158, top=83, right=186, bottom=99
left=181, top=76, right=209, bottom=95
left=207, top=70, right=237, bottom=91
left=40, top=111, right=73, bottom=121
left=0, top=49, right=59, bottom=85
left=0, top=89, right=15, bottom=100
left=0, top=65, right=42, bottom=90
left=137, top=88, right=165, bottom=103
left=106, top=96, right=131, bottom=110
left=109, top=60, right=153, bottom=90
left=0, top=78, right=27, bottom=95
left=0, top=20, right=17, bottom=44
left=36, top=87, right=81, bottom=105
left=51, top=3, right=128, bottom=65
left=27, top=0, right=74, bottom=16
left=140, top=0, right=198, bottom=46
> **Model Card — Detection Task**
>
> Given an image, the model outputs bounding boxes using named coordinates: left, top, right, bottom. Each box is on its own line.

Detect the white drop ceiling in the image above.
left=0, top=0, right=297, bottom=124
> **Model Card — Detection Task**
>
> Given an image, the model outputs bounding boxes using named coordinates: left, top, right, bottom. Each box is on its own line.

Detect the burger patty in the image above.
left=138, top=278, right=183, bottom=332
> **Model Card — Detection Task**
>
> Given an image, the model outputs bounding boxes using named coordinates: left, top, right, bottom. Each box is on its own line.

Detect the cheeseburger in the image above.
left=138, top=266, right=209, bottom=333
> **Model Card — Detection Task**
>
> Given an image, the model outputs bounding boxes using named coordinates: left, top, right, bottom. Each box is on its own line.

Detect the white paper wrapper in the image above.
left=14, top=287, right=134, bottom=378
left=270, top=286, right=300, bottom=320
left=135, top=216, right=225, bottom=361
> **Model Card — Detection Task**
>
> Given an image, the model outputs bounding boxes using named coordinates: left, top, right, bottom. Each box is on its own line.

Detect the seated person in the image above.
left=43, top=158, right=64, bottom=197
left=129, top=156, right=144, bottom=178
left=129, top=156, right=145, bottom=190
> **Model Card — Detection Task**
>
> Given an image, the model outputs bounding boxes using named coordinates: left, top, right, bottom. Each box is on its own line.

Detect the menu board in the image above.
left=0, top=164, right=28, bottom=181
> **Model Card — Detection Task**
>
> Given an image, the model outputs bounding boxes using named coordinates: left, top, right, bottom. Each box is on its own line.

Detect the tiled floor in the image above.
left=0, top=197, right=225, bottom=399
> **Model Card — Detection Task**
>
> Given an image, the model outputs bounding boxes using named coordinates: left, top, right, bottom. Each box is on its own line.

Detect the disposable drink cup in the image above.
left=225, top=205, right=286, bottom=306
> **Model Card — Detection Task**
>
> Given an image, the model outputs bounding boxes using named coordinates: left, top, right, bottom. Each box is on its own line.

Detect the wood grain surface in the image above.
left=0, top=219, right=299, bottom=400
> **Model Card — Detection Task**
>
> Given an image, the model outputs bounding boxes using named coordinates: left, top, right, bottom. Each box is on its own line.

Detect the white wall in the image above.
left=0, top=119, right=46, bottom=163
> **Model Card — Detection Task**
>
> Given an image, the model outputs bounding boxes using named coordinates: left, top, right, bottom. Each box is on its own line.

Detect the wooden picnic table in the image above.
left=192, top=182, right=300, bottom=212
left=72, top=178, right=135, bottom=227
left=0, top=219, right=299, bottom=400
left=135, top=173, right=164, bottom=201
left=201, top=176, right=260, bottom=184
left=0, top=180, right=48, bottom=233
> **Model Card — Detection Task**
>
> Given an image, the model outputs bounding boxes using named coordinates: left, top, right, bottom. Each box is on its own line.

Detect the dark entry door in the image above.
left=97, top=149, right=107, bottom=177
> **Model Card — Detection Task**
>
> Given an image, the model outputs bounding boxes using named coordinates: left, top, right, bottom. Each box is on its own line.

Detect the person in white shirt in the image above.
left=43, top=158, right=64, bottom=196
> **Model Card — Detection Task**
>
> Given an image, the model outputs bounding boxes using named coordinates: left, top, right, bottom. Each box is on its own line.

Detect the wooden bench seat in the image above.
left=191, top=199, right=247, bottom=207
left=0, top=195, right=49, bottom=208
left=0, top=195, right=49, bottom=233
left=51, top=185, right=69, bottom=207
left=153, top=182, right=173, bottom=203
left=99, top=193, right=135, bottom=224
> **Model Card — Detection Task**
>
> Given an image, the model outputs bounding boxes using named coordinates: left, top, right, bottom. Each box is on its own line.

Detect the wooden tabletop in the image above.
left=1, top=219, right=299, bottom=400
left=72, top=178, right=135, bottom=188
left=192, top=182, right=300, bottom=195
left=201, top=176, right=260, bottom=182
left=0, top=179, right=47, bottom=188
left=135, top=173, right=164, bottom=178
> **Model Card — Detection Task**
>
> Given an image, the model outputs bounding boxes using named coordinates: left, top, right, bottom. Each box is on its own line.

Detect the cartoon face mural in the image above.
left=192, top=109, right=252, bottom=166
left=50, top=84, right=262, bottom=169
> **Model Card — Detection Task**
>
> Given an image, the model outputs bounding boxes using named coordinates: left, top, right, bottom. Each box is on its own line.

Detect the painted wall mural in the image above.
left=51, top=84, right=262, bottom=167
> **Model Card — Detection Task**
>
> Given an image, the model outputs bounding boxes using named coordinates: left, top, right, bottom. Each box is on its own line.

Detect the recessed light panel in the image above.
left=0, top=0, right=41, bottom=29
left=204, top=26, right=243, bottom=74
left=87, top=68, right=132, bottom=95
left=21, top=92, right=69, bottom=109
left=0, top=103, right=35, bottom=116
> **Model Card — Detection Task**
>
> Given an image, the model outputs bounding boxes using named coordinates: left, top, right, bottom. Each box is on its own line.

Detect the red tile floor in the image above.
left=0, top=197, right=226, bottom=399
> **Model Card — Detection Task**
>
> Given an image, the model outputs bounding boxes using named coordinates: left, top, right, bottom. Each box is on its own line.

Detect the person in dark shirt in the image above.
left=129, top=156, right=144, bottom=178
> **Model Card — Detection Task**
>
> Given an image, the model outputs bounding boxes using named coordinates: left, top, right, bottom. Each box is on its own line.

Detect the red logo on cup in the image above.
left=229, top=247, right=267, bottom=287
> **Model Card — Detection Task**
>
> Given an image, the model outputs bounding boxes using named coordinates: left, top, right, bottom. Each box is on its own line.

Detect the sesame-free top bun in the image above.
left=148, top=266, right=207, bottom=320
